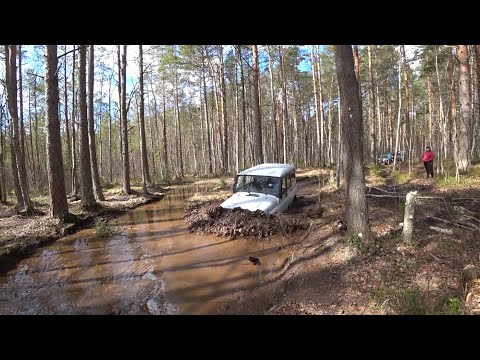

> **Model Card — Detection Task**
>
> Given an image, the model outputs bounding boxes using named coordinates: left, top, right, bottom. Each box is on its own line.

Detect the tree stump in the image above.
left=402, top=191, right=418, bottom=243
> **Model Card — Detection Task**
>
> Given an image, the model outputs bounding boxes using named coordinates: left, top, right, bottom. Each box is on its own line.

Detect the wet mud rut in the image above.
left=0, top=186, right=299, bottom=314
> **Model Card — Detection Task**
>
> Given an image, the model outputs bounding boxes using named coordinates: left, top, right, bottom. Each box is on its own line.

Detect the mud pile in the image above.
left=185, top=203, right=310, bottom=238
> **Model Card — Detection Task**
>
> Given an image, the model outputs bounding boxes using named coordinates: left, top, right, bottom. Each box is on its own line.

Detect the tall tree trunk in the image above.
left=367, top=45, right=377, bottom=163
left=87, top=45, right=105, bottom=201
left=252, top=45, right=263, bottom=164
left=162, top=78, right=169, bottom=180
left=457, top=45, right=472, bottom=173
left=45, top=45, right=69, bottom=219
left=138, top=45, right=151, bottom=190
left=334, top=45, right=371, bottom=245
left=427, top=75, right=433, bottom=146
left=78, top=45, right=96, bottom=208
left=28, top=85, right=35, bottom=183
left=238, top=46, right=247, bottom=170
left=18, top=45, right=26, bottom=160
left=64, top=45, right=72, bottom=188
left=393, top=61, right=402, bottom=172
left=120, top=45, right=131, bottom=193
left=310, top=46, right=322, bottom=166
left=5, top=45, right=33, bottom=214
left=279, top=46, right=288, bottom=163
left=0, top=107, right=5, bottom=203
left=202, top=47, right=213, bottom=174
left=10, top=129, right=23, bottom=207
left=327, top=75, right=334, bottom=165
left=0, top=107, right=4, bottom=203
left=108, top=75, right=113, bottom=183
left=316, top=45, right=325, bottom=167
left=71, top=48, right=78, bottom=196
left=401, top=45, right=412, bottom=174
left=218, top=45, right=229, bottom=173
left=174, top=65, right=184, bottom=178
left=472, top=45, right=480, bottom=159
left=267, top=45, right=278, bottom=163
left=447, top=50, right=456, bottom=154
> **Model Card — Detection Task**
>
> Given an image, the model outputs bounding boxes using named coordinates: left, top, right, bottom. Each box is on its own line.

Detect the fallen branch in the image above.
left=451, top=197, right=480, bottom=201
left=453, top=205, right=476, bottom=215
left=429, top=226, right=454, bottom=235
left=417, top=196, right=446, bottom=200
left=366, top=186, right=399, bottom=194
left=462, top=215, right=480, bottom=224
left=366, top=194, right=406, bottom=198
left=427, top=216, right=477, bottom=231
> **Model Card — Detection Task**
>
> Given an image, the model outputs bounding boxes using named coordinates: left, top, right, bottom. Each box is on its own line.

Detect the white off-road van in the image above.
left=220, top=163, right=297, bottom=214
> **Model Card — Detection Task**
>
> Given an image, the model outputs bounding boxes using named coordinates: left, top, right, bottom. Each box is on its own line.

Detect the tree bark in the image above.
left=457, top=45, right=472, bottom=173
left=87, top=45, right=105, bottom=201
left=78, top=45, right=96, bottom=208
left=334, top=45, right=371, bottom=245
left=45, top=45, right=69, bottom=219
left=353, top=45, right=362, bottom=101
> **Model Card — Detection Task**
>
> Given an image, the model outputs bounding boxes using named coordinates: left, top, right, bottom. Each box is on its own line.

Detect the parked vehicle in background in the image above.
left=378, top=151, right=405, bottom=165
left=395, top=151, right=405, bottom=162
left=220, top=163, right=297, bottom=214
left=378, top=152, right=393, bottom=165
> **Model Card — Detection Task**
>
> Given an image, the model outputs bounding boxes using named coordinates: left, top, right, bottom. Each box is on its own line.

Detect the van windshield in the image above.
left=234, top=175, right=281, bottom=197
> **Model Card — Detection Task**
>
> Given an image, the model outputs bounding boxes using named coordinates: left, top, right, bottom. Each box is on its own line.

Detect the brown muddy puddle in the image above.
left=0, top=186, right=295, bottom=314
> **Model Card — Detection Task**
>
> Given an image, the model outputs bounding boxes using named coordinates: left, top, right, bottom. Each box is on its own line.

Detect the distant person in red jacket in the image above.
left=421, top=146, right=435, bottom=178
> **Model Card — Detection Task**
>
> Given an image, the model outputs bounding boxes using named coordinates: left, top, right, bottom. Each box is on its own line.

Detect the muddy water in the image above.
left=0, top=186, right=294, bottom=315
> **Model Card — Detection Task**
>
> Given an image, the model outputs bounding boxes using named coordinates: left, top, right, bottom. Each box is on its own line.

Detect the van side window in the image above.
left=282, top=176, right=288, bottom=196
left=290, top=172, right=296, bottom=186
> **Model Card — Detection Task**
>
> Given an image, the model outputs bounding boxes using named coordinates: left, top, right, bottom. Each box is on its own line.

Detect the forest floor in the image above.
left=187, top=164, right=480, bottom=315
left=0, top=185, right=167, bottom=273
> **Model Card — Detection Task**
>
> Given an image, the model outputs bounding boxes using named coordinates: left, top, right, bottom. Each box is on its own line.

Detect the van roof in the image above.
left=238, top=163, right=295, bottom=177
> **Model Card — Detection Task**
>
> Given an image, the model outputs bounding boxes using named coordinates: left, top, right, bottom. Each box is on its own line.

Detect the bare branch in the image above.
left=126, top=83, right=139, bottom=113
left=57, top=45, right=88, bottom=59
